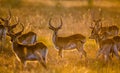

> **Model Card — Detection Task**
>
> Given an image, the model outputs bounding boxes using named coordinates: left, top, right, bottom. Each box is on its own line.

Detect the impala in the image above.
left=7, top=23, right=48, bottom=69
left=1, top=10, right=37, bottom=45
left=0, top=10, right=37, bottom=54
left=90, top=9, right=119, bottom=37
left=89, top=25, right=120, bottom=62
left=91, top=19, right=119, bottom=37
left=49, top=18, right=86, bottom=58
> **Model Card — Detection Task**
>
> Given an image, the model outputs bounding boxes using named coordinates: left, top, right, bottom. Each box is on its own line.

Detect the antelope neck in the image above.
left=52, top=31, right=58, bottom=45
left=95, top=35, right=101, bottom=44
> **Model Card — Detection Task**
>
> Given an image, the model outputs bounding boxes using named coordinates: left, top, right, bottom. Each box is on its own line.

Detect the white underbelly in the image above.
left=64, top=44, right=76, bottom=50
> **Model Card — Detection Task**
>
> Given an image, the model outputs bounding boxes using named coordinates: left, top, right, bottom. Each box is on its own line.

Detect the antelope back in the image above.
left=17, top=31, right=37, bottom=45
left=102, top=25, right=119, bottom=36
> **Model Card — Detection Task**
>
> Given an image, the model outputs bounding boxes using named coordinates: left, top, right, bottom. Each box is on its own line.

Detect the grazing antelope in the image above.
left=89, top=25, right=120, bottom=62
left=49, top=18, right=86, bottom=58
left=7, top=23, right=48, bottom=69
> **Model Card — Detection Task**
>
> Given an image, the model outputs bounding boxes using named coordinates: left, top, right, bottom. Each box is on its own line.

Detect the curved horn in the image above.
left=97, top=18, right=102, bottom=29
left=15, top=23, right=24, bottom=36
left=49, top=18, right=55, bottom=28
left=0, top=9, right=12, bottom=27
left=99, top=8, right=102, bottom=17
left=90, top=22, right=94, bottom=29
left=98, top=8, right=102, bottom=22
left=7, top=9, right=12, bottom=21
left=49, top=17, right=63, bottom=29
left=58, top=18, right=62, bottom=29
left=10, top=17, right=19, bottom=29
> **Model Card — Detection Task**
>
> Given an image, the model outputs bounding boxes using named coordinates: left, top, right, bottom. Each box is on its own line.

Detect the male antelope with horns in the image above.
left=7, top=23, right=48, bottom=69
left=49, top=18, right=86, bottom=59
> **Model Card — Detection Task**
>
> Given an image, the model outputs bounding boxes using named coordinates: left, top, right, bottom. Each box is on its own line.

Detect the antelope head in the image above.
left=89, top=25, right=108, bottom=44
left=0, top=10, right=19, bottom=33
left=89, top=20, right=101, bottom=38
left=93, top=19, right=102, bottom=29
left=0, top=9, right=11, bottom=27
left=89, top=21, right=102, bottom=44
left=89, top=10, right=103, bottom=39
left=7, top=23, right=24, bottom=42
left=7, top=17, right=19, bottom=33
left=49, top=18, right=62, bottom=36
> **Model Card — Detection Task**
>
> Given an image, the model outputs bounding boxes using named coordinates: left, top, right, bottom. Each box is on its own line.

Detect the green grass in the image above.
left=0, top=1, right=120, bottom=73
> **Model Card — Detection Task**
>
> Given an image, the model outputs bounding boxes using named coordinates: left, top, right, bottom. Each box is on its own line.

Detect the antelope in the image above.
left=8, top=19, right=37, bottom=45
left=0, top=10, right=37, bottom=53
left=0, top=10, right=12, bottom=51
left=7, top=23, right=48, bottom=69
left=0, top=10, right=37, bottom=45
left=90, top=19, right=119, bottom=37
left=49, top=18, right=86, bottom=58
left=89, top=24, right=120, bottom=62
left=90, top=9, right=119, bottom=38
left=0, top=10, right=19, bottom=49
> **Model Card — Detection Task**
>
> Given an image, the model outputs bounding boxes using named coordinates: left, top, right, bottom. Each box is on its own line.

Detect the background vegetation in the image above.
left=0, top=0, right=120, bottom=73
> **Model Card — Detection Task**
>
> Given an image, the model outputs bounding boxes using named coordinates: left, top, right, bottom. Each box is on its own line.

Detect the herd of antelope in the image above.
left=0, top=10, right=120, bottom=69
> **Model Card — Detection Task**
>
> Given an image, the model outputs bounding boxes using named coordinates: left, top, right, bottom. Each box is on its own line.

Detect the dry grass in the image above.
left=0, top=1, right=120, bottom=73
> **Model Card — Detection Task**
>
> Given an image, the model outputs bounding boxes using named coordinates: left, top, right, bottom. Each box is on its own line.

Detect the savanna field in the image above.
left=0, top=0, right=120, bottom=73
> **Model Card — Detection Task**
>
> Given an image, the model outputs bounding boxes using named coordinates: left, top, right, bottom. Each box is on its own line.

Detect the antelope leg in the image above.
left=58, top=49, right=63, bottom=58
